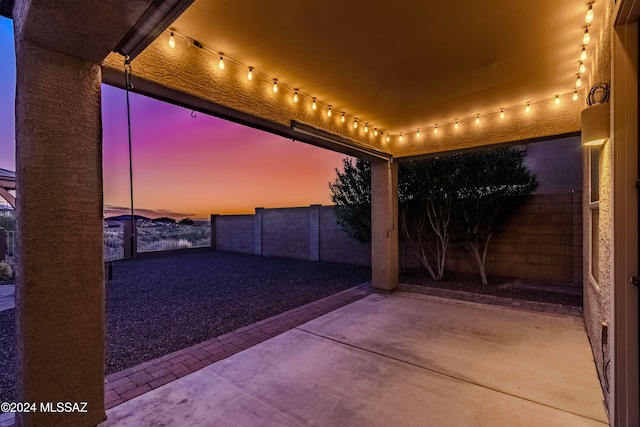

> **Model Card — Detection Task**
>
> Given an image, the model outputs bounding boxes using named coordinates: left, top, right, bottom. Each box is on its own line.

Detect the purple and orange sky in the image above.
left=0, top=17, right=348, bottom=219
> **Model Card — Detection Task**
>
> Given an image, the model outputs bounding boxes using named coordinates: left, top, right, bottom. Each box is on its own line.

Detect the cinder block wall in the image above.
left=319, top=206, right=371, bottom=265
left=261, top=207, right=310, bottom=259
left=212, top=193, right=582, bottom=284
left=213, top=215, right=255, bottom=253
left=402, top=192, right=583, bottom=284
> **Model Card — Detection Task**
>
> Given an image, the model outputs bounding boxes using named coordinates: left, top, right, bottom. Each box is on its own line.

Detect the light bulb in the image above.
left=579, top=62, right=586, bottom=74
left=555, top=95, right=560, bottom=105
left=218, top=57, right=225, bottom=70
left=247, top=68, right=253, bottom=80
left=354, top=119, right=358, bottom=129
left=573, top=90, right=579, bottom=101
left=433, top=126, right=438, bottom=134
left=455, top=121, right=459, bottom=129
left=374, top=128, right=378, bottom=136
left=386, top=135, right=390, bottom=142
left=399, top=134, right=403, bottom=142
left=312, top=98, right=317, bottom=110
left=416, top=130, right=421, bottom=138
left=576, top=75, right=582, bottom=88
left=293, top=91, right=299, bottom=102
left=580, top=47, right=587, bottom=62
left=586, top=4, right=594, bottom=24
left=500, top=110, right=505, bottom=119
left=168, top=32, right=176, bottom=49
left=327, top=106, right=332, bottom=117
left=273, top=80, right=278, bottom=92
left=525, top=103, right=531, bottom=113
left=365, top=124, right=369, bottom=133
left=583, top=28, right=590, bottom=45
left=475, top=115, right=480, bottom=124
left=341, top=113, right=345, bottom=123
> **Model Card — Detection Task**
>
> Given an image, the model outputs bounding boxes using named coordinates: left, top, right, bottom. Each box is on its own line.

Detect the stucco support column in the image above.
left=371, top=160, right=398, bottom=290
left=15, top=40, right=105, bottom=426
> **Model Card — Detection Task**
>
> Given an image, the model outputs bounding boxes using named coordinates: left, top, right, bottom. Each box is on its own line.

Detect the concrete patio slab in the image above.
left=102, top=293, right=608, bottom=427
left=301, top=291, right=607, bottom=423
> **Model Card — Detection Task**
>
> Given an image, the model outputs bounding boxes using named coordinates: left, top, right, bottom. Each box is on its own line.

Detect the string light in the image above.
left=164, top=29, right=580, bottom=148
left=374, top=128, right=378, bottom=136
left=583, top=28, right=590, bottom=45
left=586, top=4, right=594, bottom=24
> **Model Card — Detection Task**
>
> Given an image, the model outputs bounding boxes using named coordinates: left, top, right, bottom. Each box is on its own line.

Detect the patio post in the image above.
left=13, top=37, right=105, bottom=426
left=371, top=160, right=399, bottom=290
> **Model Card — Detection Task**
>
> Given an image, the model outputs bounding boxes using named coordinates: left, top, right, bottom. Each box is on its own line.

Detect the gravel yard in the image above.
left=0, top=251, right=371, bottom=402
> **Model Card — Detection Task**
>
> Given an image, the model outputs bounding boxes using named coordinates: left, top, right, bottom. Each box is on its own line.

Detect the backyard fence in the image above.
left=105, top=220, right=212, bottom=261
left=212, top=192, right=583, bottom=285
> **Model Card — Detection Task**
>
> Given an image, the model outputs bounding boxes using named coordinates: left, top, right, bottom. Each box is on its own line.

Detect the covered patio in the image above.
left=1, top=0, right=638, bottom=425
left=102, top=292, right=607, bottom=426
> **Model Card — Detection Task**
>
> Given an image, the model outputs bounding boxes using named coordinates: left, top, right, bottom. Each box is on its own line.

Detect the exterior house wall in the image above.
left=582, top=0, right=615, bottom=415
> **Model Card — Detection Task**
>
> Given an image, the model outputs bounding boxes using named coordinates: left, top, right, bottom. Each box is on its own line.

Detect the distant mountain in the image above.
left=105, top=214, right=151, bottom=221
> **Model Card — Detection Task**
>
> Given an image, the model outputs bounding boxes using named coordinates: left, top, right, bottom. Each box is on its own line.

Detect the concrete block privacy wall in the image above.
left=402, top=192, right=583, bottom=284
left=212, top=192, right=582, bottom=284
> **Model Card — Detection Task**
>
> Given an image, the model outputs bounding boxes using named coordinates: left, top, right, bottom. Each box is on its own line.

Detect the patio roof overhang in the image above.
left=102, top=0, right=604, bottom=160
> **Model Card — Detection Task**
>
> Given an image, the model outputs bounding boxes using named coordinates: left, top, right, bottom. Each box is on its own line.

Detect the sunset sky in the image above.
left=0, top=17, right=348, bottom=219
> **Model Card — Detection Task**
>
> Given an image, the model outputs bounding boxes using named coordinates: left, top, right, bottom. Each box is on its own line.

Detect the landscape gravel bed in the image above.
left=0, top=251, right=370, bottom=402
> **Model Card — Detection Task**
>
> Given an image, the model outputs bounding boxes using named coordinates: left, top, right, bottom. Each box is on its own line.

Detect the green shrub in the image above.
left=0, top=261, right=13, bottom=281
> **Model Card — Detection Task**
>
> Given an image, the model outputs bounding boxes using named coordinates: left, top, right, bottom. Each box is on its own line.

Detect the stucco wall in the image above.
left=523, top=136, right=582, bottom=194
left=582, top=0, right=615, bottom=411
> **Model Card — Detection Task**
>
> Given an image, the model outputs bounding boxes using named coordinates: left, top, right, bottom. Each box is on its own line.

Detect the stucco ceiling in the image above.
left=167, top=0, right=604, bottom=136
